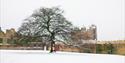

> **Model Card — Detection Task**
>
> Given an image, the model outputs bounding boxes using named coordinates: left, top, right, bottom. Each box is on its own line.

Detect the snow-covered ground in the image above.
left=0, top=50, right=125, bottom=63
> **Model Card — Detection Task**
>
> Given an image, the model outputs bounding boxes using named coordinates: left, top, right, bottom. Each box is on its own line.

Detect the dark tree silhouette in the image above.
left=18, top=7, right=72, bottom=53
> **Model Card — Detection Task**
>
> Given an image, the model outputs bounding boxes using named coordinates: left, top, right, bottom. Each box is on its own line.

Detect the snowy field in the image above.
left=0, top=50, right=125, bottom=63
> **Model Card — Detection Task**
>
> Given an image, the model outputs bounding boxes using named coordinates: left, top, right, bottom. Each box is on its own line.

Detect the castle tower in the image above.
left=90, top=24, right=97, bottom=40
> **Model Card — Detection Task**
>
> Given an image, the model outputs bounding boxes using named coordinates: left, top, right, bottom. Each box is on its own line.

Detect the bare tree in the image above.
left=18, top=7, right=72, bottom=53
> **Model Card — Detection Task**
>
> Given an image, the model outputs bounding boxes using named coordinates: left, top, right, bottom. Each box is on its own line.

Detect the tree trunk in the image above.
left=50, top=32, right=55, bottom=53
left=50, top=41, right=55, bottom=53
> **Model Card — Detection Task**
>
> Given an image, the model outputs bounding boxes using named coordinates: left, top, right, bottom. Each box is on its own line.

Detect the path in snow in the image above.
left=0, top=50, right=125, bottom=63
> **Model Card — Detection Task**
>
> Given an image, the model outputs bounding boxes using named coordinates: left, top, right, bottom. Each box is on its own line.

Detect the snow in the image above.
left=0, top=50, right=125, bottom=63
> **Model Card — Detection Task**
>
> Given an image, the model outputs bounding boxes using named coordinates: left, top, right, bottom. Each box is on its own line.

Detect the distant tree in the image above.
left=96, top=44, right=102, bottom=53
left=106, top=43, right=116, bottom=54
left=18, top=7, right=72, bottom=53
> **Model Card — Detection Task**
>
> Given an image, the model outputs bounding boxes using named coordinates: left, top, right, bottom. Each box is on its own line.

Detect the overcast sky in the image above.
left=0, top=0, right=125, bottom=40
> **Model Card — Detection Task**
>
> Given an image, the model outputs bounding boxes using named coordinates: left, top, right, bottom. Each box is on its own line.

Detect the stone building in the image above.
left=0, top=27, right=17, bottom=46
left=68, top=25, right=97, bottom=53
left=71, top=25, right=97, bottom=42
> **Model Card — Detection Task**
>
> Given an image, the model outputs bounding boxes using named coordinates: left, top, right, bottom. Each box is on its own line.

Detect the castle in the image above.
left=0, top=25, right=97, bottom=53
left=0, top=26, right=125, bottom=55
left=0, top=27, right=17, bottom=45
left=0, top=25, right=97, bottom=45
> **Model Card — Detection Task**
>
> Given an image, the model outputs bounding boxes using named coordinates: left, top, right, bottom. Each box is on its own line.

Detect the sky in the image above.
left=0, top=0, right=125, bottom=40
